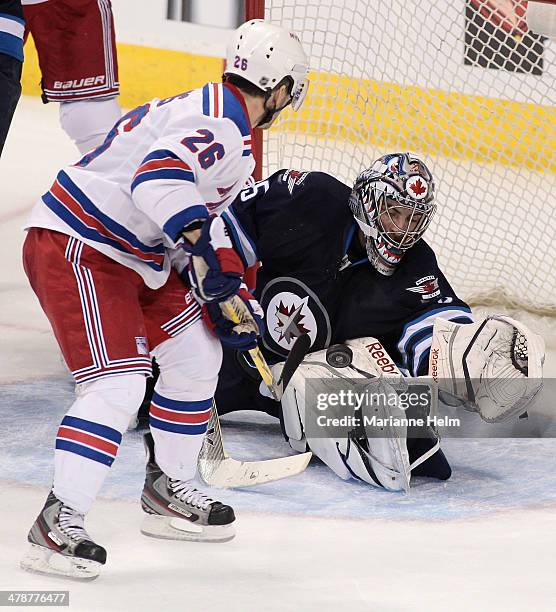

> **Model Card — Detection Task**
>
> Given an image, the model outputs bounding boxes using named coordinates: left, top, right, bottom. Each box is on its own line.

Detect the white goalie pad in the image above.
left=278, top=337, right=415, bottom=491
left=429, top=315, right=545, bottom=423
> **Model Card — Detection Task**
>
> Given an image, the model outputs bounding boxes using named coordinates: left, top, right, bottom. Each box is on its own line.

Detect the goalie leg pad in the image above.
left=279, top=344, right=412, bottom=491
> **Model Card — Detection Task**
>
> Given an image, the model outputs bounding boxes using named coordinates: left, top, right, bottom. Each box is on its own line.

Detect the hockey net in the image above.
left=247, top=1, right=556, bottom=335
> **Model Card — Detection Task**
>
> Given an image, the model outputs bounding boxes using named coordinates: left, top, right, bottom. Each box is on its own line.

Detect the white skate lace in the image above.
left=57, top=505, right=89, bottom=542
left=168, top=480, right=214, bottom=511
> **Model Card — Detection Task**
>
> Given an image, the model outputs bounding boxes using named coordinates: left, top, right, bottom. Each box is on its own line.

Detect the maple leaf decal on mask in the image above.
left=409, top=178, right=426, bottom=196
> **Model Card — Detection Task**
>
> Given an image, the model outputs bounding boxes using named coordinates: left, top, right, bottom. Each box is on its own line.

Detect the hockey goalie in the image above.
left=205, top=153, right=545, bottom=491
left=138, top=153, right=545, bottom=491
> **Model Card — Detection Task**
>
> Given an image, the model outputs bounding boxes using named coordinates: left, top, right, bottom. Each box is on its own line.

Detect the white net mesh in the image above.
left=261, top=0, right=556, bottom=325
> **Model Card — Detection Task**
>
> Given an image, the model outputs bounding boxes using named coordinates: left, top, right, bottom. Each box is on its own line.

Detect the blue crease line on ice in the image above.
left=3, top=378, right=556, bottom=521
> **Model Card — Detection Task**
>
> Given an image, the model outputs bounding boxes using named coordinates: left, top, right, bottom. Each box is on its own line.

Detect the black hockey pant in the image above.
left=0, top=52, right=22, bottom=157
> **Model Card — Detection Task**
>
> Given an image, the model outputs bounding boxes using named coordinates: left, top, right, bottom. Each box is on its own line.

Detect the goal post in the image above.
left=245, top=1, right=556, bottom=325
left=244, top=0, right=265, bottom=180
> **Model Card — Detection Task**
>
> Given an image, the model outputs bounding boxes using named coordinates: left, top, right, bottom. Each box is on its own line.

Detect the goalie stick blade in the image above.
left=198, top=452, right=312, bottom=488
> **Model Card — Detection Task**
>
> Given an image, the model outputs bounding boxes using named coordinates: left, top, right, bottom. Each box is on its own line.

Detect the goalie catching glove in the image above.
left=203, top=287, right=265, bottom=350
left=182, top=215, right=244, bottom=303
left=429, top=315, right=545, bottom=422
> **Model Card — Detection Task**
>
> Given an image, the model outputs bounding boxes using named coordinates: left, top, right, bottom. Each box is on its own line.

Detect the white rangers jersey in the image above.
left=24, top=82, right=256, bottom=288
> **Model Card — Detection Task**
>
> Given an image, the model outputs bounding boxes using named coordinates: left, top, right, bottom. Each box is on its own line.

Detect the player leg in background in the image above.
left=23, top=0, right=121, bottom=153
left=0, top=48, right=22, bottom=156
left=59, top=97, right=121, bottom=154
left=0, top=0, right=24, bottom=156
left=139, top=273, right=236, bottom=542
left=20, top=228, right=151, bottom=580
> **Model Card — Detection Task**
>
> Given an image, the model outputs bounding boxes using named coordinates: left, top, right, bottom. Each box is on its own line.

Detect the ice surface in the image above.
left=1, top=97, right=555, bottom=611
left=2, top=382, right=556, bottom=522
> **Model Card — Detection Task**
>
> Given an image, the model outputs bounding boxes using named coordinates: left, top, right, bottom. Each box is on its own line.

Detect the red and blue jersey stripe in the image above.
left=202, top=82, right=224, bottom=119
left=56, top=415, right=122, bottom=467
left=42, top=170, right=166, bottom=272
left=149, top=392, right=212, bottom=435
left=131, top=149, right=195, bottom=193
left=242, top=135, right=253, bottom=157
left=202, top=82, right=254, bottom=158
left=160, top=301, right=202, bottom=338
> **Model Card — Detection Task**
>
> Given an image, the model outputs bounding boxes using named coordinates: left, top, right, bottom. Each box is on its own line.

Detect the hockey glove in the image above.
left=182, top=215, right=244, bottom=303
left=202, top=288, right=265, bottom=350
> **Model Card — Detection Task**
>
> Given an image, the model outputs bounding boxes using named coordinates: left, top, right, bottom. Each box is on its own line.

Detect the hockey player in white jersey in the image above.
left=20, top=19, right=309, bottom=580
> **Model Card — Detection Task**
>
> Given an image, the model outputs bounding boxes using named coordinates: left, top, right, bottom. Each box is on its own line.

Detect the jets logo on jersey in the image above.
left=260, top=277, right=331, bottom=357
left=282, top=170, right=308, bottom=195
left=274, top=300, right=311, bottom=344
left=266, top=293, right=316, bottom=351
left=406, top=275, right=440, bottom=300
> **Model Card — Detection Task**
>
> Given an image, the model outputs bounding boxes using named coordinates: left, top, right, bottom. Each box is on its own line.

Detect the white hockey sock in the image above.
left=148, top=389, right=212, bottom=481
left=53, top=374, right=145, bottom=513
left=148, top=319, right=222, bottom=481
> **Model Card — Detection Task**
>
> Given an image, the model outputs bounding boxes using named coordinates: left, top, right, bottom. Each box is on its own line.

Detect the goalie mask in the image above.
left=349, top=153, right=437, bottom=276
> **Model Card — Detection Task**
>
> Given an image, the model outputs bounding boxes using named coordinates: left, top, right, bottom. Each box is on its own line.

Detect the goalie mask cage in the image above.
left=245, top=0, right=556, bottom=328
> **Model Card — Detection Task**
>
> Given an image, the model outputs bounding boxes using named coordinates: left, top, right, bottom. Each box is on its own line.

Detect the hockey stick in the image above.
left=198, top=333, right=313, bottom=488
left=221, top=299, right=281, bottom=399
left=198, top=402, right=312, bottom=488
left=220, top=301, right=312, bottom=399
left=274, top=332, right=312, bottom=398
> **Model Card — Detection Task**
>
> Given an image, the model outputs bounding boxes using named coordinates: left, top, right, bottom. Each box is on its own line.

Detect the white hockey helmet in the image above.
left=225, top=19, right=309, bottom=111
left=349, top=153, right=437, bottom=276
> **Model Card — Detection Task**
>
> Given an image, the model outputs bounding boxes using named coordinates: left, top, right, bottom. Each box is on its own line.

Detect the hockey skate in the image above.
left=20, top=491, right=106, bottom=581
left=140, top=432, right=235, bottom=542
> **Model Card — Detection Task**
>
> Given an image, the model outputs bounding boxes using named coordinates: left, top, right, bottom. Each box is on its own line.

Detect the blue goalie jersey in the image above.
left=223, top=168, right=473, bottom=377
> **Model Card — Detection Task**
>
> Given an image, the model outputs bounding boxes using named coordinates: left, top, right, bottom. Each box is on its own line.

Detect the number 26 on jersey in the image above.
left=181, top=129, right=225, bottom=170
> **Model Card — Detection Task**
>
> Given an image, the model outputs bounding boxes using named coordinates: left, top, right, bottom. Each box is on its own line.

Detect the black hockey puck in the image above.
left=326, top=344, right=353, bottom=368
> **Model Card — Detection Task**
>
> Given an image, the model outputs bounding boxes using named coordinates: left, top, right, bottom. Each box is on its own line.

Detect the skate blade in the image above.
left=140, top=514, right=235, bottom=543
left=20, top=544, right=102, bottom=581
